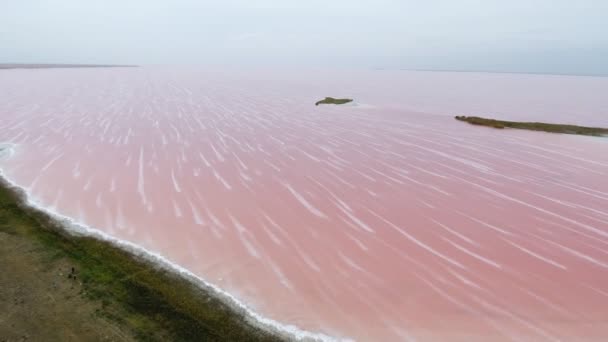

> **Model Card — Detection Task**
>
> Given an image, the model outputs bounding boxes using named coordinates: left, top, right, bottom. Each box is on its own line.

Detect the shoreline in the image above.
left=0, top=164, right=338, bottom=341
left=454, top=115, right=608, bottom=137
left=0, top=64, right=138, bottom=70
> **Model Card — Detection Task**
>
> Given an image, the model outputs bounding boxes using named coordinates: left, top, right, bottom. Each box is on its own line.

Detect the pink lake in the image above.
left=1, top=67, right=608, bottom=341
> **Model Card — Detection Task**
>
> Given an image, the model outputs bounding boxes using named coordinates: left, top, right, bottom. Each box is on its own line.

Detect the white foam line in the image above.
left=431, top=219, right=479, bottom=247
left=210, top=143, right=225, bottom=162
left=444, top=267, right=483, bottom=290
left=519, top=287, right=573, bottom=318
left=95, top=193, right=102, bottom=208
left=457, top=176, right=608, bottom=239
left=212, top=169, right=232, bottom=190
left=188, top=199, right=205, bottom=226
left=368, top=210, right=466, bottom=269
left=260, top=223, right=283, bottom=246
left=440, top=236, right=501, bottom=269
left=72, top=161, right=81, bottom=179
left=541, top=237, right=608, bottom=269
left=502, top=238, right=567, bottom=270
left=41, top=152, right=65, bottom=172
left=199, top=152, right=211, bottom=167
left=419, top=200, right=435, bottom=208
left=414, top=272, right=516, bottom=340
left=0, top=167, right=344, bottom=342
left=460, top=213, right=514, bottom=236
left=284, top=182, right=327, bottom=219
left=337, top=251, right=366, bottom=273
left=470, top=294, right=561, bottom=342
left=228, top=214, right=261, bottom=259
left=342, top=209, right=374, bottom=233
left=0, top=143, right=17, bottom=160
left=583, top=284, right=608, bottom=299
left=137, top=146, right=147, bottom=204
left=171, top=168, right=182, bottom=193
left=172, top=199, right=183, bottom=218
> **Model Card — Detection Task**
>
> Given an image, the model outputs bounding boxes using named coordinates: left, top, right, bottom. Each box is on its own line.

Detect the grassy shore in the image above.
left=455, top=116, right=608, bottom=137
left=0, top=178, right=284, bottom=341
left=315, top=97, right=353, bottom=106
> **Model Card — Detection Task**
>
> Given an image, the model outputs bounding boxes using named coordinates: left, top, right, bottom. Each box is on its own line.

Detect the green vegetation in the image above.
left=0, top=179, right=283, bottom=342
left=454, top=116, right=608, bottom=137
left=315, top=97, right=353, bottom=106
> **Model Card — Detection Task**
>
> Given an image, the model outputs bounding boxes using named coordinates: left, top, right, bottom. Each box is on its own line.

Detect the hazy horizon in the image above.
left=2, top=1, right=607, bottom=76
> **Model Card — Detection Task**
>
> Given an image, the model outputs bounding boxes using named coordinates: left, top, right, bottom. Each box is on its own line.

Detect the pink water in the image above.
left=1, top=67, right=608, bottom=341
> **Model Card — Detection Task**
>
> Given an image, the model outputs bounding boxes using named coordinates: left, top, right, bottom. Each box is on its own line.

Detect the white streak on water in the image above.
left=369, top=210, right=466, bottom=270
left=137, top=146, right=146, bottom=205
left=41, top=152, right=65, bottom=172
left=440, top=236, right=501, bottom=269
left=503, top=238, right=567, bottom=270
left=284, top=183, right=327, bottom=219
left=171, top=169, right=182, bottom=193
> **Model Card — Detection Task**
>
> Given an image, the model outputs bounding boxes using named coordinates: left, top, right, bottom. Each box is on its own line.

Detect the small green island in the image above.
left=455, top=116, right=608, bottom=137
left=315, top=97, right=353, bottom=106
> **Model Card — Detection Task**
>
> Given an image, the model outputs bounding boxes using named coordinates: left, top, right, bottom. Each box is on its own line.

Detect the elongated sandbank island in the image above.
left=0, top=178, right=285, bottom=341
left=455, top=115, right=608, bottom=136
left=315, top=97, right=353, bottom=106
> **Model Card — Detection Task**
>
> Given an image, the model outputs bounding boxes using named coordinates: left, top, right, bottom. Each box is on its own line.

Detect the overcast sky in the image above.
left=1, top=0, right=607, bottom=75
